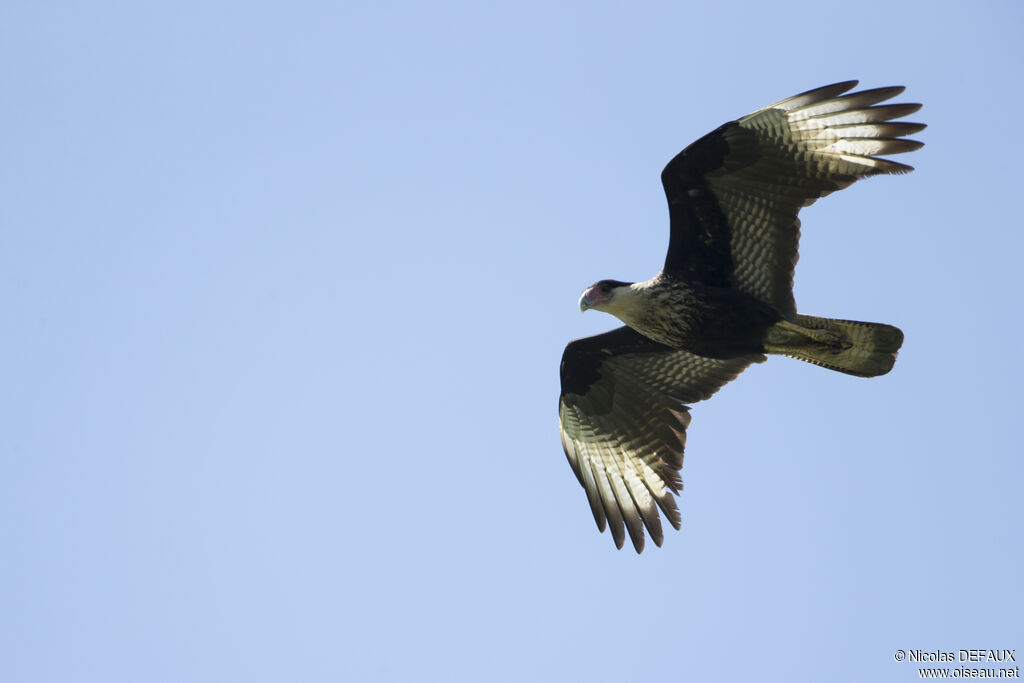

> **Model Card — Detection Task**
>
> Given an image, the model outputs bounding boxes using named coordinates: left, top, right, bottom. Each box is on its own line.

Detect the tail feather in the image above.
left=766, top=314, right=904, bottom=377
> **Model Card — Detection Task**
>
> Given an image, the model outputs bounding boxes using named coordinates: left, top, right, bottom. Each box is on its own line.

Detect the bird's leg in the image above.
left=763, top=319, right=850, bottom=352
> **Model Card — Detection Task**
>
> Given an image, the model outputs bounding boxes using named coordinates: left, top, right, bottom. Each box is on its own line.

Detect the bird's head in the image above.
left=579, top=279, right=634, bottom=313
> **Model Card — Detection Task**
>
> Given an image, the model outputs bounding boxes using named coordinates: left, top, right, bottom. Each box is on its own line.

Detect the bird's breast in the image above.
left=620, top=280, right=781, bottom=358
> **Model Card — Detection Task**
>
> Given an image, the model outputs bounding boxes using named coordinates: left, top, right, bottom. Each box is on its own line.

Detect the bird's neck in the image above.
left=605, top=278, right=690, bottom=346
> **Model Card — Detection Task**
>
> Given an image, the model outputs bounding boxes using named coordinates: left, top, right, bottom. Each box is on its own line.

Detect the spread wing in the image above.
left=660, top=81, right=925, bottom=317
left=558, top=326, right=763, bottom=552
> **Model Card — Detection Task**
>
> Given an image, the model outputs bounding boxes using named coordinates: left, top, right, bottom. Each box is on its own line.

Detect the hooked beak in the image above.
left=578, top=284, right=611, bottom=312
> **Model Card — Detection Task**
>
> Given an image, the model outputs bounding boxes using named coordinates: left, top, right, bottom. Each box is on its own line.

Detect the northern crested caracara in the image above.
left=558, top=81, right=924, bottom=552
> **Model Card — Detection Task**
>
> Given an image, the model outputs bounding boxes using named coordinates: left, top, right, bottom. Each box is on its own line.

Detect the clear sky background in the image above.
left=3, top=2, right=1022, bottom=682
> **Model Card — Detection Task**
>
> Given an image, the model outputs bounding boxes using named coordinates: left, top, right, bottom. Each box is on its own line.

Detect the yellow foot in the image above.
left=765, top=320, right=848, bottom=350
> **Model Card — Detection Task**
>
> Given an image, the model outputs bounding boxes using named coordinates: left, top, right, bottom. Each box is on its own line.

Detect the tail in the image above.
left=764, top=314, right=904, bottom=377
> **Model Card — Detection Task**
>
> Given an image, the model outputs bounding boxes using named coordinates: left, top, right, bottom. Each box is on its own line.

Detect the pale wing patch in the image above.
left=709, top=82, right=924, bottom=316
left=559, top=341, right=761, bottom=552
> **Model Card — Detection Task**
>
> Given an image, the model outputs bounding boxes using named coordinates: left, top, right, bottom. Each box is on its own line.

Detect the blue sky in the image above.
left=3, top=1, right=1022, bottom=681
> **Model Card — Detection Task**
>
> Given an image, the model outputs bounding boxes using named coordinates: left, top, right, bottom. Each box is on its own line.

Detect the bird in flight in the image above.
left=558, top=81, right=924, bottom=552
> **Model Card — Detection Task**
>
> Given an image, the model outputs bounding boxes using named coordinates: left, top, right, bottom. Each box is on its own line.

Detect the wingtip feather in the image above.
left=761, top=80, right=859, bottom=112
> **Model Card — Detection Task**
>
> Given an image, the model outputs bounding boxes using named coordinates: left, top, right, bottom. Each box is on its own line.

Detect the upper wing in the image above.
left=660, top=81, right=925, bottom=317
left=559, top=326, right=763, bottom=552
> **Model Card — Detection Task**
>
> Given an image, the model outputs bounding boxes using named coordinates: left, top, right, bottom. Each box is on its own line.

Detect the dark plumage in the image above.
left=559, top=81, right=924, bottom=552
